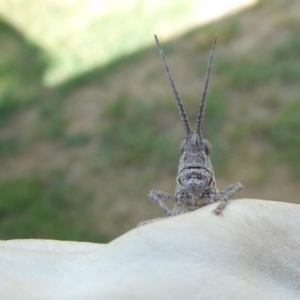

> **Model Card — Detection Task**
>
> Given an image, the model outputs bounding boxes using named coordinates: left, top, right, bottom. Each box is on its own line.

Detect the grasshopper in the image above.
left=139, top=35, right=242, bottom=226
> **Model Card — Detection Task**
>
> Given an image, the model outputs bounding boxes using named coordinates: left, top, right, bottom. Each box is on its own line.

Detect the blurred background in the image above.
left=0, top=0, right=300, bottom=243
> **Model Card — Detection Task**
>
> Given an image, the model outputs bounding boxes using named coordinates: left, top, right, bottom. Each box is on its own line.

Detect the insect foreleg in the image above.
left=148, top=190, right=177, bottom=216
left=212, top=182, right=243, bottom=215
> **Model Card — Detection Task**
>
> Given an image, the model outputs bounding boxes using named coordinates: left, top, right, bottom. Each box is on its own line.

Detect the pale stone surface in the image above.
left=0, top=199, right=300, bottom=299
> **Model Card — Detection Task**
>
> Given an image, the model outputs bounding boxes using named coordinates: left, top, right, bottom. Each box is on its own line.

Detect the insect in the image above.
left=139, top=35, right=242, bottom=226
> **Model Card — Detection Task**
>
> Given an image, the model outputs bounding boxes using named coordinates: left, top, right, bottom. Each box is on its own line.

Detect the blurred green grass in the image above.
left=253, top=100, right=300, bottom=180
left=0, top=20, right=48, bottom=126
left=100, top=95, right=178, bottom=167
left=223, top=30, right=300, bottom=179
left=0, top=174, right=107, bottom=242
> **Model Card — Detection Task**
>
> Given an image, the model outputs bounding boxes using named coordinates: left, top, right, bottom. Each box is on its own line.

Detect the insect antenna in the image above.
left=195, top=36, right=217, bottom=138
left=154, top=35, right=191, bottom=136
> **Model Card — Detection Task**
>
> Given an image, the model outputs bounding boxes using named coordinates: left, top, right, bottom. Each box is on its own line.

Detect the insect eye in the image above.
left=204, top=140, right=211, bottom=155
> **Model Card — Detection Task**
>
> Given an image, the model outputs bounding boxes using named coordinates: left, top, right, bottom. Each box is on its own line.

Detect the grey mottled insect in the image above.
left=138, top=35, right=242, bottom=226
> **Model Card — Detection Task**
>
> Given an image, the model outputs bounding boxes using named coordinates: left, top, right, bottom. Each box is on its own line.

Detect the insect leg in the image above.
left=212, top=182, right=243, bottom=215
left=148, top=190, right=177, bottom=216
left=137, top=217, right=166, bottom=227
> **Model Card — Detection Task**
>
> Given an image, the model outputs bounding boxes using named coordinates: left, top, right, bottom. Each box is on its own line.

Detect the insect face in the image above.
left=178, top=133, right=213, bottom=194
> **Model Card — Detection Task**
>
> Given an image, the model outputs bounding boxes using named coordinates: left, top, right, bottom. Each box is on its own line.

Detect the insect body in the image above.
left=139, top=35, right=242, bottom=226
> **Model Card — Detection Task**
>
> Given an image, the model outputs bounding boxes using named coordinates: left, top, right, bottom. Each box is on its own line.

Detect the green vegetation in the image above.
left=254, top=100, right=300, bottom=179
left=217, top=33, right=300, bottom=89
left=33, top=98, right=66, bottom=138
left=0, top=138, right=20, bottom=156
left=216, top=30, right=300, bottom=179
left=100, top=95, right=178, bottom=168
left=64, top=133, right=91, bottom=146
left=0, top=19, right=48, bottom=125
left=0, top=18, right=68, bottom=142
left=193, top=20, right=240, bottom=50
left=0, top=174, right=107, bottom=241
left=272, top=35, right=300, bottom=60
left=218, top=59, right=273, bottom=90
left=272, top=36, right=300, bottom=84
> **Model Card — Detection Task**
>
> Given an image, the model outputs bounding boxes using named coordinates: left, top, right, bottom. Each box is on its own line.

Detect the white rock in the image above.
left=0, top=199, right=300, bottom=299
